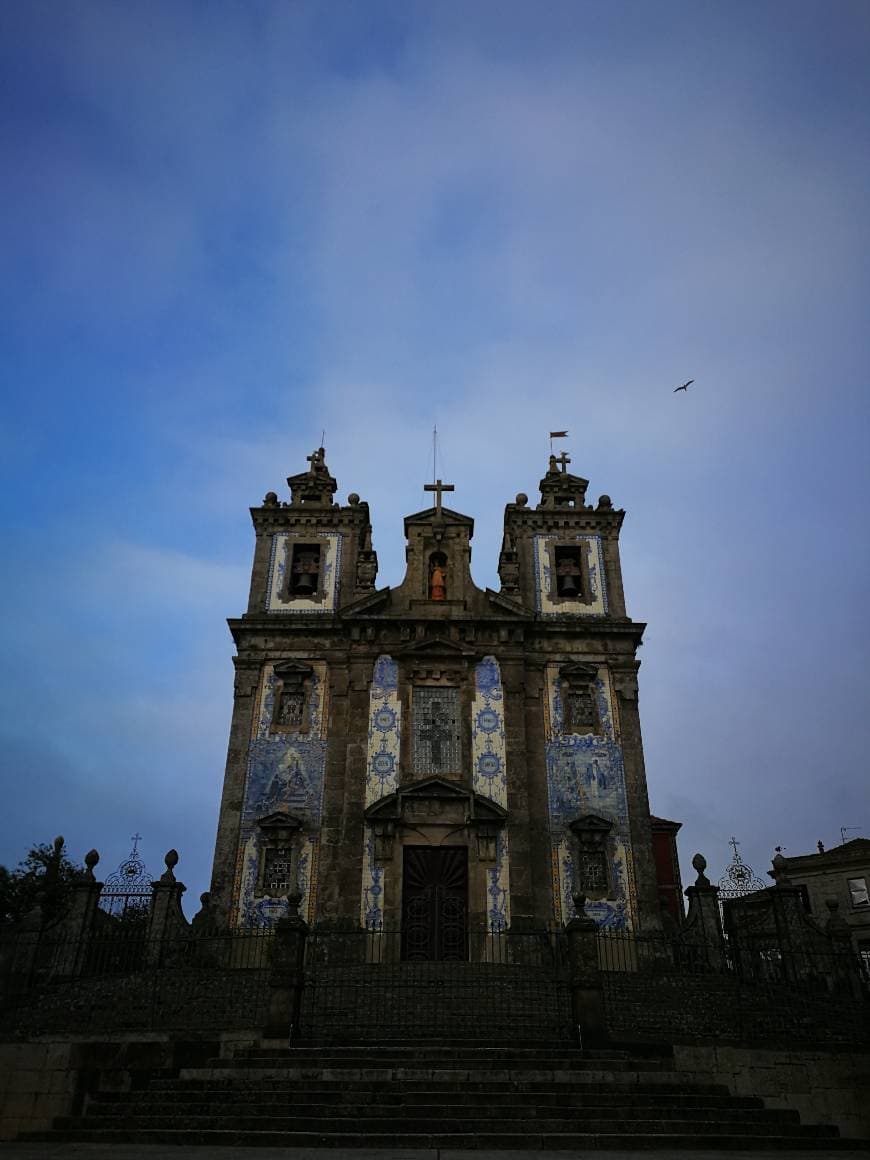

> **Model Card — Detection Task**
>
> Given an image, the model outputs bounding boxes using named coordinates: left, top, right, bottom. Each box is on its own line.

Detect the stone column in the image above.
left=264, top=893, right=309, bottom=1040
left=681, top=854, right=727, bottom=971
left=565, top=893, right=607, bottom=1046
left=611, top=667, right=662, bottom=933
left=146, top=850, right=188, bottom=966
left=51, top=849, right=104, bottom=979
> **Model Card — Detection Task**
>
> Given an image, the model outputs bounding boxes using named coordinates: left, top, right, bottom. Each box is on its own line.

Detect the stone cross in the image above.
left=555, top=451, right=571, bottom=474
left=424, top=478, right=455, bottom=514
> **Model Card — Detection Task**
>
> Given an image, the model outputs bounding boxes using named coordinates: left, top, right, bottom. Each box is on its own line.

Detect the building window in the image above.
left=262, top=845, right=294, bottom=896
left=554, top=546, right=583, bottom=598
left=288, top=543, right=321, bottom=597
left=270, top=663, right=313, bottom=734
left=412, top=686, right=461, bottom=775
left=848, top=877, right=870, bottom=908
left=578, top=849, right=608, bottom=892
left=565, top=686, right=597, bottom=734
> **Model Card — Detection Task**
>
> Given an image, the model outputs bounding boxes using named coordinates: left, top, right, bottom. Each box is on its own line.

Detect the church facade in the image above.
left=209, top=449, right=662, bottom=945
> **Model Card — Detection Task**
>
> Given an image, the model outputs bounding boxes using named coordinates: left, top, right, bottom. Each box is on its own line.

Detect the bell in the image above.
left=559, top=572, right=579, bottom=596
left=294, top=571, right=316, bottom=595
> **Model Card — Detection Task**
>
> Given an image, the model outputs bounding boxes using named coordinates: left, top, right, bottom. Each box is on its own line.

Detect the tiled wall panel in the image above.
left=232, top=660, right=328, bottom=925
left=544, top=663, right=635, bottom=929
left=266, top=532, right=342, bottom=613
left=533, top=533, right=607, bottom=616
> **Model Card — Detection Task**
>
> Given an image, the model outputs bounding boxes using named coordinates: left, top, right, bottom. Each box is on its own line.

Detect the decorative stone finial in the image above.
left=160, top=849, right=179, bottom=883
left=571, top=891, right=587, bottom=917
left=263, top=491, right=278, bottom=507
left=286, top=890, right=303, bottom=918
left=347, top=492, right=360, bottom=506
left=84, top=849, right=100, bottom=880
left=515, top=493, right=528, bottom=508
left=200, top=891, right=210, bottom=907
left=692, top=852, right=710, bottom=887
left=597, top=495, right=613, bottom=510
left=771, top=851, right=789, bottom=883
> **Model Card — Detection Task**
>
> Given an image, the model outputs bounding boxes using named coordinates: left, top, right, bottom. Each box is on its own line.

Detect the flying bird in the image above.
left=673, top=379, right=694, bottom=393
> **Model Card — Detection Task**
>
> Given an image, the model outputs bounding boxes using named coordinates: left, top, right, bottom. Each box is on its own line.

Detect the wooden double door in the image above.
left=400, top=846, right=468, bottom=961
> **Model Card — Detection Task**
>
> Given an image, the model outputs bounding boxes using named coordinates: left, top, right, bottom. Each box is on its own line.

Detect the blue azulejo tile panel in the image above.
left=232, top=661, right=329, bottom=926
left=487, top=830, right=511, bottom=931
left=360, top=831, right=385, bottom=929
left=472, top=656, right=508, bottom=810
left=266, top=531, right=342, bottom=613
left=533, top=534, right=607, bottom=617
left=365, top=656, right=401, bottom=808
left=544, top=663, right=635, bottom=930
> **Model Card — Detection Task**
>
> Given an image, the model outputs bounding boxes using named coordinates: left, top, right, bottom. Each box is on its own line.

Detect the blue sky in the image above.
left=1, top=0, right=868, bottom=907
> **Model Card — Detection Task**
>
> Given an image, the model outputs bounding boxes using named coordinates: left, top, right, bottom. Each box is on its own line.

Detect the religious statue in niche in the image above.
left=429, top=552, right=447, bottom=601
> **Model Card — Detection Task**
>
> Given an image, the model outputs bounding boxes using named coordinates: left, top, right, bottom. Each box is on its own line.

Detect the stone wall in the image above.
left=673, top=1044, right=870, bottom=1140
left=603, top=970, right=868, bottom=1046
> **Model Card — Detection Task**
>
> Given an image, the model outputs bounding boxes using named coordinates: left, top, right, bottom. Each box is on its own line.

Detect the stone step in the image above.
left=99, top=1089, right=767, bottom=1109
left=146, top=1076, right=732, bottom=1095
left=216, top=1054, right=670, bottom=1071
left=56, top=1114, right=834, bottom=1137
left=79, top=1106, right=808, bottom=1128
left=148, top=1071, right=728, bottom=1090
left=21, top=1128, right=859, bottom=1149
left=175, top=1065, right=709, bottom=1085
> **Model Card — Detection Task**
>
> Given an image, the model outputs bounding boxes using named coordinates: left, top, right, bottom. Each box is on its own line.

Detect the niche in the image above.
left=428, top=552, right=448, bottom=601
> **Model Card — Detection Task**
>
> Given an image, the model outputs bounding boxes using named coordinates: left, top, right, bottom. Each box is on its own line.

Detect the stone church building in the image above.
left=209, top=449, right=663, bottom=948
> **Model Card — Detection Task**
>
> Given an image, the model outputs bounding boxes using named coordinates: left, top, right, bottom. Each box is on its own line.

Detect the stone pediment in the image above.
left=569, top=813, right=613, bottom=835
left=485, top=588, right=531, bottom=616
left=560, top=662, right=600, bottom=682
left=404, top=506, right=474, bottom=531
left=393, top=636, right=476, bottom=658
left=272, top=661, right=314, bottom=678
left=256, top=811, right=304, bottom=834
left=340, top=587, right=392, bottom=616
left=365, top=777, right=507, bottom=825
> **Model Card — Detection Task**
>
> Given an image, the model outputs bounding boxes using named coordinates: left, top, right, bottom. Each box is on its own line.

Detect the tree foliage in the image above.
left=0, top=838, right=83, bottom=926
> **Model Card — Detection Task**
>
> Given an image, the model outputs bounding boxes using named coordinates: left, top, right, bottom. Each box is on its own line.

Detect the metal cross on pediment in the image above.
left=555, top=451, right=571, bottom=473
left=130, top=833, right=142, bottom=857
left=424, top=478, right=455, bottom=514
left=419, top=699, right=452, bottom=768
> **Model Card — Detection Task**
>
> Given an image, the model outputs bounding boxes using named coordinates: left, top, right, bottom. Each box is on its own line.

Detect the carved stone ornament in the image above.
left=355, top=550, right=378, bottom=591
left=611, top=670, right=639, bottom=701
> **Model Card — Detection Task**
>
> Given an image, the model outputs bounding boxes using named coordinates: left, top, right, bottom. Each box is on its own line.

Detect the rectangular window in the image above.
left=578, top=849, right=608, bottom=892
left=848, top=877, right=870, bottom=908
left=263, top=847, right=294, bottom=896
left=288, top=543, right=321, bottom=597
left=565, top=687, right=597, bottom=734
left=412, top=686, right=461, bottom=775
left=273, top=686, right=305, bottom=730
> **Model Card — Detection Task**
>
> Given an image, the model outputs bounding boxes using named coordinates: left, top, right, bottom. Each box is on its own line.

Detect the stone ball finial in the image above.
left=515, top=493, right=528, bottom=508
left=84, top=849, right=100, bottom=879
left=347, top=492, right=360, bottom=506
left=200, top=891, right=211, bottom=907
left=160, top=849, right=179, bottom=882
left=691, top=852, right=710, bottom=887
left=263, top=491, right=279, bottom=507
left=597, top=494, right=613, bottom=510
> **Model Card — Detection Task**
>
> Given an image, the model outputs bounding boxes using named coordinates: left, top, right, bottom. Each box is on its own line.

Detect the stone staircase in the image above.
left=22, top=1041, right=853, bottom=1149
